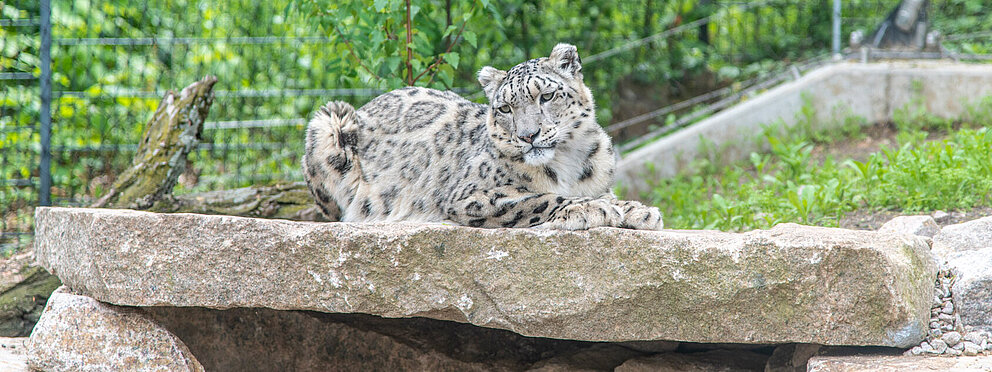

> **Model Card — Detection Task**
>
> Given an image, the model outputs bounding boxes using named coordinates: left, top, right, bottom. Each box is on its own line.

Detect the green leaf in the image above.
left=283, top=1, right=293, bottom=19
left=444, top=52, right=460, bottom=69
left=462, top=31, right=477, bottom=48
left=373, top=0, right=390, bottom=12
left=384, top=56, right=402, bottom=74
left=442, top=25, right=458, bottom=37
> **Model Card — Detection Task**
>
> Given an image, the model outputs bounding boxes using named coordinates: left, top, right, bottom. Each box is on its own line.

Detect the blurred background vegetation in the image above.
left=2, top=0, right=991, bottom=251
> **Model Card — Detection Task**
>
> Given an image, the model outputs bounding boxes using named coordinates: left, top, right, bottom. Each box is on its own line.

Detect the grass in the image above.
left=631, top=103, right=992, bottom=232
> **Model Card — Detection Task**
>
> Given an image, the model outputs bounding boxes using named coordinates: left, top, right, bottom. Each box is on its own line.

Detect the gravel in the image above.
left=904, top=267, right=992, bottom=357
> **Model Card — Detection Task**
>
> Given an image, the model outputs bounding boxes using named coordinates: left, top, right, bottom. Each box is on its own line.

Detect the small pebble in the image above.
left=921, top=341, right=933, bottom=352
left=930, top=329, right=943, bottom=339
left=931, top=339, right=949, bottom=354
left=938, top=314, right=955, bottom=322
left=933, top=210, right=949, bottom=222
left=964, top=331, right=984, bottom=345
left=943, top=331, right=963, bottom=346
left=930, top=321, right=941, bottom=329
left=907, top=346, right=923, bottom=356
left=963, top=341, right=980, bottom=356
left=932, top=296, right=943, bottom=306
left=946, top=347, right=963, bottom=356
left=941, top=302, right=954, bottom=314
left=953, top=343, right=965, bottom=351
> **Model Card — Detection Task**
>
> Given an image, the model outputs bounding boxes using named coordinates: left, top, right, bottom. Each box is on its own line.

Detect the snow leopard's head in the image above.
left=478, top=43, right=597, bottom=166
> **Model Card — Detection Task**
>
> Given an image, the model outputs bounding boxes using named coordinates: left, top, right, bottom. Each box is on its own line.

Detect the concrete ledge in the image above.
left=34, top=207, right=935, bottom=347
left=617, top=62, right=992, bottom=195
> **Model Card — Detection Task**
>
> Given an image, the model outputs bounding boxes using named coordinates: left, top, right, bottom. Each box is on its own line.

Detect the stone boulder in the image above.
left=33, top=207, right=936, bottom=347
left=931, top=216, right=992, bottom=259
left=946, top=248, right=992, bottom=333
left=878, top=216, right=939, bottom=238
left=27, top=287, right=203, bottom=372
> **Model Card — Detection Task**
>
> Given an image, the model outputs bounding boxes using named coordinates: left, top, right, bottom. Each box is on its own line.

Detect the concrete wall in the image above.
left=616, top=61, right=992, bottom=196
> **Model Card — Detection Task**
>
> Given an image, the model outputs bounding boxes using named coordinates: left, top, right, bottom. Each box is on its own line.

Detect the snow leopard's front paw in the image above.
left=614, top=200, right=664, bottom=230
left=537, top=199, right=622, bottom=230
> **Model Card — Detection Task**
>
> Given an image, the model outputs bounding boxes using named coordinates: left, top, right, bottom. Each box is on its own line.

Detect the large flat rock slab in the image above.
left=34, top=207, right=935, bottom=346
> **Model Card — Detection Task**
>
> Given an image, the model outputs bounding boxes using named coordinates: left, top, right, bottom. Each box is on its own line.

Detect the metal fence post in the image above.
left=832, top=0, right=842, bottom=57
left=39, top=0, right=52, bottom=206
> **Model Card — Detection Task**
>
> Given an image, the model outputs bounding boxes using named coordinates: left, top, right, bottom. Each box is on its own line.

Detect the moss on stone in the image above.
left=0, top=266, right=61, bottom=336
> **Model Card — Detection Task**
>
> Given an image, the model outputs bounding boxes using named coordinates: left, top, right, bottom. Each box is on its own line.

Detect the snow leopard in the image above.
left=302, top=43, right=663, bottom=230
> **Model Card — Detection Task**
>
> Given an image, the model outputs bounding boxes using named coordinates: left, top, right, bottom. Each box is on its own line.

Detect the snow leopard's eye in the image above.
left=540, top=92, right=554, bottom=103
left=498, top=105, right=512, bottom=114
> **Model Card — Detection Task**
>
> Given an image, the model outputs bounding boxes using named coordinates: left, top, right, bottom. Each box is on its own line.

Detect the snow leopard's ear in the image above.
left=548, top=43, right=582, bottom=80
left=478, top=66, right=507, bottom=101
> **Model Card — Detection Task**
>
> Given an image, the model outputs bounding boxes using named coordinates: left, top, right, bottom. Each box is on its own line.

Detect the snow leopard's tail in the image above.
left=302, top=101, right=363, bottom=220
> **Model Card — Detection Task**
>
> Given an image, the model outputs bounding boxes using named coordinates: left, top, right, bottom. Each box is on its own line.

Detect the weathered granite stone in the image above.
left=34, top=207, right=935, bottom=346
left=807, top=354, right=992, bottom=371
left=27, top=287, right=203, bottom=372
left=878, top=216, right=940, bottom=238
left=947, top=248, right=992, bottom=333
left=614, top=350, right=768, bottom=372
left=931, top=216, right=992, bottom=259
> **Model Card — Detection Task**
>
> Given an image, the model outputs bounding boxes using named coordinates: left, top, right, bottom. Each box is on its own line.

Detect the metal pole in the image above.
left=832, top=0, right=842, bottom=58
left=39, top=0, right=52, bottom=206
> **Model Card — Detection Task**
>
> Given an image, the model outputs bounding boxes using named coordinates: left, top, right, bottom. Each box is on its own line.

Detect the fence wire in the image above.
left=2, top=0, right=988, bottom=254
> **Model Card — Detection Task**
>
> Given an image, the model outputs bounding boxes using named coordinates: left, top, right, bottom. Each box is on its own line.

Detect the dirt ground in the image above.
left=808, top=121, right=902, bottom=165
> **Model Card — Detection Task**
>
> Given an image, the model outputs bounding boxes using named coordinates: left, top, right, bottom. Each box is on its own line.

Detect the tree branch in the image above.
left=332, top=24, right=383, bottom=81
left=415, top=6, right=474, bottom=85
left=92, top=76, right=217, bottom=209
left=405, top=0, right=414, bottom=85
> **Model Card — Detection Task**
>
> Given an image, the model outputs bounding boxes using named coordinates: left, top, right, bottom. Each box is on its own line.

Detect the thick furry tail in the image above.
left=302, top=101, right=362, bottom=220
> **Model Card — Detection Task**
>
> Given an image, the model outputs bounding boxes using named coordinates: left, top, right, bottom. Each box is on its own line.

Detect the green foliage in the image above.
left=289, top=0, right=494, bottom=89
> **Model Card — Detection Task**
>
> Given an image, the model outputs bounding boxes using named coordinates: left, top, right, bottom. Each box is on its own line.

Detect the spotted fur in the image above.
left=302, top=43, right=663, bottom=230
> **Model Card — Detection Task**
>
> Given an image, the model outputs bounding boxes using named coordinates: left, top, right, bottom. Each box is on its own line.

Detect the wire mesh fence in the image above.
left=1, top=0, right=987, bottom=254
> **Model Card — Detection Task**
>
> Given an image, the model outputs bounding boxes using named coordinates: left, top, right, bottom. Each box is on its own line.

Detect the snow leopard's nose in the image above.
left=518, top=128, right=539, bottom=144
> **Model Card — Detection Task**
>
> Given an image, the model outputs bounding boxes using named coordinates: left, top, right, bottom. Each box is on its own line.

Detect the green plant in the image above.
left=638, top=121, right=992, bottom=231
